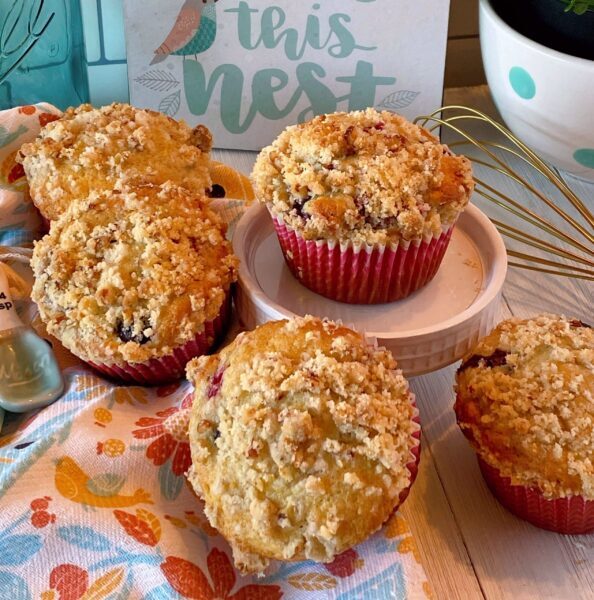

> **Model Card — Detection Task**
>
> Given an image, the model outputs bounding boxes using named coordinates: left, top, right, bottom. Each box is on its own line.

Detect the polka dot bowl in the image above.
left=480, top=0, right=594, bottom=183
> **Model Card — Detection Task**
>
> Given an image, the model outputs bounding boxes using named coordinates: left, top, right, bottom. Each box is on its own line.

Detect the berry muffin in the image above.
left=186, top=316, right=420, bottom=573
left=18, top=103, right=213, bottom=221
left=31, top=182, right=238, bottom=384
left=252, top=108, right=474, bottom=304
left=455, top=314, right=594, bottom=533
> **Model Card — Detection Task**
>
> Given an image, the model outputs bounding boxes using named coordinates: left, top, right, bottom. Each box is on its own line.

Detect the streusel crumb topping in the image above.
left=252, top=108, right=474, bottom=245
left=456, top=314, right=594, bottom=499
left=186, top=316, right=418, bottom=574
left=18, top=103, right=212, bottom=220
left=31, top=182, right=238, bottom=365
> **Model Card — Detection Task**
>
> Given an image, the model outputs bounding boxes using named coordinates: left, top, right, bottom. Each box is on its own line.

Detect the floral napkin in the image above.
left=0, top=104, right=430, bottom=599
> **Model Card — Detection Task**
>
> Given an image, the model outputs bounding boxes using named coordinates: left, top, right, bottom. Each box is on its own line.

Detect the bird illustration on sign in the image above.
left=151, top=0, right=220, bottom=64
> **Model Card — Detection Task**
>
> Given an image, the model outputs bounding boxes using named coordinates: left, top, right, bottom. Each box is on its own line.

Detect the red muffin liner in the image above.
left=478, top=457, right=594, bottom=534
left=272, top=217, right=454, bottom=304
left=398, top=397, right=422, bottom=507
left=88, top=292, right=232, bottom=386
left=41, top=215, right=51, bottom=233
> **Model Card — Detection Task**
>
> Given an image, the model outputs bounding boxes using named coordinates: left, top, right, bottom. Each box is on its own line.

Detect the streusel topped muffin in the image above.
left=252, top=108, right=474, bottom=245
left=31, top=182, right=237, bottom=367
left=18, top=103, right=213, bottom=220
left=186, top=316, right=419, bottom=573
left=456, top=314, right=594, bottom=499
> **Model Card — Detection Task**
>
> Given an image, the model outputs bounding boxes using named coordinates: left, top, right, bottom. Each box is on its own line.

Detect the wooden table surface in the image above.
left=213, top=85, right=594, bottom=600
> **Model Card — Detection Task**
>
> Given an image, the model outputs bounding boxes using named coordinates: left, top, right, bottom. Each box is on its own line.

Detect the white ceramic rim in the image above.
left=480, top=0, right=594, bottom=68
left=233, top=203, right=508, bottom=341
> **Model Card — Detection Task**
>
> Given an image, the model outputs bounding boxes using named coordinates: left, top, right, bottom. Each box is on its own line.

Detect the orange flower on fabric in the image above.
left=114, top=509, right=161, bottom=546
left=161, top=549, right=282, bottom=599
left=132, top=395, right=193, bottom=476
left=39, top=112, right=60, bottom=127
left=324, top=549, right=361, bottom=578
left=48, top=564, right=89, bottom=600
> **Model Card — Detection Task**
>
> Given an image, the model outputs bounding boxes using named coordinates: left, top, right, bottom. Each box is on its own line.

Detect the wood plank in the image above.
left=414, top=87, right=594, bottom=600
left=401, top=441, right=485, bottom=599
left=410, top=359, right=594, bottom=600
left=212, top=148, right=258, bottom=172
left=449, top=0, right=480, bottom=38
left=445, top=38, right=486, bottom=88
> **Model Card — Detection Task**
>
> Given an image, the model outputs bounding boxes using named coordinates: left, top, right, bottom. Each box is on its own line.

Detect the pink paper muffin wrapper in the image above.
left=272, top=216, right=454, bottom=304
left=41, top=215, right=51, bottom=233
left=478, top=457, right=594, bottom=534
left=398, top=398, right=422, bottom=508
left=88, top=292, right=232, bottom=386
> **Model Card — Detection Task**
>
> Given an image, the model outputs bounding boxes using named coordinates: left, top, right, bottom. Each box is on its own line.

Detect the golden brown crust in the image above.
left=252, top=108, right=474, bottom=245
left=186, top=316, right=418, bottom=574
left=18, top=103, right=212, bottom=220
left=455, top=314, right=594, bottom=499
left=31, top=182, right=238, bottom=365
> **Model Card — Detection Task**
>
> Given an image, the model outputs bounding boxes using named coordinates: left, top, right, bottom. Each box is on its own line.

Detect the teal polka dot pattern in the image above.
left=509, top=67, right=536, bottom=100
left=574, top=148, right=594, bottom=169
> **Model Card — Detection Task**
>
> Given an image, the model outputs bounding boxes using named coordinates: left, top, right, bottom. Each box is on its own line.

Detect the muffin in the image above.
left=31, top=182, right=238, bottom=384
left=18, top=103, right=213, bottom=221
left=186, top=316, right=420, bottom=573
left=252, top=108, right=474, bottom=304
left=455, top=314, right=594, bottom=533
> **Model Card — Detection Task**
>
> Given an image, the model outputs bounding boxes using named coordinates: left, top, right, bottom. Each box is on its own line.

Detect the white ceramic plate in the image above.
left=233, top=203, right=508, bottom=376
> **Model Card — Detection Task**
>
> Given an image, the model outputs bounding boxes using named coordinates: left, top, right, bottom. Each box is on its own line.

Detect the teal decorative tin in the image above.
left=0, top=0, right=90, bottom=110
left=80, top=0, right=129, bottom=105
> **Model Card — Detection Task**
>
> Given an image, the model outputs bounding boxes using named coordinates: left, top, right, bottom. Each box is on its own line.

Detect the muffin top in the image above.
left=186, top=316, right=418, bottom=574
left=455, top=314, right=594, bottom=499
left=31, top=182, right=238, bottom=365
left=18, top=103, right=213, bottom=220
left=252, top=108, right=474, bottom=245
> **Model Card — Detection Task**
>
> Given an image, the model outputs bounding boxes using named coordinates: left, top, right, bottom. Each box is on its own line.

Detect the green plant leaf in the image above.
left=561, top=0, right=594, bottom=14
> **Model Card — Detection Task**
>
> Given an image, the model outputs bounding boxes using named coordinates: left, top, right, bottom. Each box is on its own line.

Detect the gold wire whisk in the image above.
left=414, top=106, right=594, bottom=281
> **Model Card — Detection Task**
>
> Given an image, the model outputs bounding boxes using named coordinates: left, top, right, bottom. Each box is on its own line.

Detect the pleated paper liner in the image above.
left=478, top=458, right=594, bottom=534
left=400, top=396, right=422, bottom=508
left=272, top=216, right=454, bottom=304
left=88, top=292, right=232, bottom=386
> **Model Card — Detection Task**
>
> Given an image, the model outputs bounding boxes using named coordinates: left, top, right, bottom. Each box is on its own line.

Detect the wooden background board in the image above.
left=213, top=85, right=594, bottom=599
left=446, top=0, right=485, bottom=87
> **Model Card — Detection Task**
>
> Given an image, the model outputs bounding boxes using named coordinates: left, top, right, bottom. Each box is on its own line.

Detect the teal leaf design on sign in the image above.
left=0, top=534, right=42, bottom=566
left=159, top=91, right=181, bottom=117
left=159, top=460, right=183, bottom=501
left=377, top=90, right=420, bottom=111
left=57, top=525, right=112, bottom=551
left=0, top=125, right=27, bottom=148
left=135, top=70, right=180, bottom=92
left=86, top=473, right=126, bottom=497
left=0, top=572, right=31, bottom=600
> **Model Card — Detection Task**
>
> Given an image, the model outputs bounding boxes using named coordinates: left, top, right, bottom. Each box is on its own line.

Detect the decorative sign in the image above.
left=123, top=0, right=450, bottom=150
